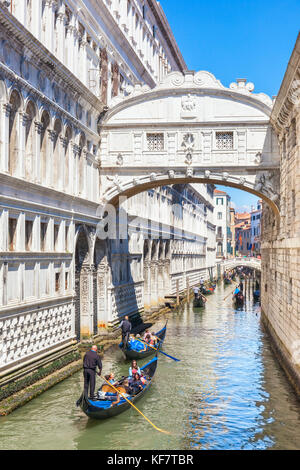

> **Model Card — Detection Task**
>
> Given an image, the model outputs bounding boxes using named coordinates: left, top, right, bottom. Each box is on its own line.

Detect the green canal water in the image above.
left=1, top=282, right=300, bottom=450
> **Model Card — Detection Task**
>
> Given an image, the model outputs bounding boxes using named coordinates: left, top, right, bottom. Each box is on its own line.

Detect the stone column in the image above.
left=96, top=262, right=109, bottom=328
left=32, top=0, right=42, bottom=41
left=44, top=0, right=55, bottom=53
left=79, top=263, right=95, bottom=339
left=112, top=62, right=119, bottom=98
left=18, top=111, right=27, bottom=178
left=47, top=129, right=56, bottom=187
left=59, top=136, right=67, bottom=191
left=72, top=143, right=80, bottom=195
left=34, top=120, right=43, bottom=183
left=0, top=103, right=11, bottom=173
left=143, top=260, right=151, bottom=311
left=100, top=48, right=108, bottom=105
left=150, top=261, right=158, bottom=308
left=158, top=260, right=165, bottom=305
left=56, top=7, right=66, bottom=63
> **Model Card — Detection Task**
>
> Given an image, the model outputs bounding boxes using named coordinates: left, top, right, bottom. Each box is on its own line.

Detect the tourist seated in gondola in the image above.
left=128, top=372, right=144, bottom=395
left=143, top=329, right=151, bottom=341
left=129, top=360, right=141, bottom=377
left=110, top=379, right=131, bottom=407
left=105, top=372, right=116, bottom=385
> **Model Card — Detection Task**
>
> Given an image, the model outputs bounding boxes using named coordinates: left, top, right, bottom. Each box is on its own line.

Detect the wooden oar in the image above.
left=100, top=375, right=170, bottom=435
left=135, top=337, right=180, bottom=362
left=223, top=283, right=239, bottom=301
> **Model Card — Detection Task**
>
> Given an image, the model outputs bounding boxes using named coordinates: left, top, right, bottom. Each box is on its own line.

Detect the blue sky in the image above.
left=160, top=0, right=300, bottom=212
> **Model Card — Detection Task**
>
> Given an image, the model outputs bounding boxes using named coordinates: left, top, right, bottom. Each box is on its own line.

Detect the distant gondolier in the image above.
left=120, top=315, right=132, bottom=349
left=83, top=345, right=102, bottom=399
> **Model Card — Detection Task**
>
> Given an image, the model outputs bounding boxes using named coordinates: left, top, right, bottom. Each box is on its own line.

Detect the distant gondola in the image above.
left=77, top=356, right=158, bottom=420
left=119, top=322, right=167, bottom=360
left=233, top=292, right=244, bottom=307
left=193, top=294, right=205, bottom=308
left=253, top=290, right=260, bottom=301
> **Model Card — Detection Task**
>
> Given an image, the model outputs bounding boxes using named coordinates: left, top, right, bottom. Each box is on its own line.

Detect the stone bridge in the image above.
left=98, top=70, right=281, bottom=217
left=221, top=257, right=261, bottom=272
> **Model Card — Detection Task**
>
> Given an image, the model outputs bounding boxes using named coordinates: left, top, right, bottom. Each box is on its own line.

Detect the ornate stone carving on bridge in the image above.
left=254, top=170, right=280, bottom=203
left=105, top=174, right=123, bottom=194
left=181, top=95, right=197, bottom=118
left=182, top=133, right=195, bottom=163
left=108, top=70, right=273, bottom=111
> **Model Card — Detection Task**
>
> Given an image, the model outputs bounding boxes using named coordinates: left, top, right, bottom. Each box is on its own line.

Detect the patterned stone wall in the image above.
left=0, top=302, right=74, bottom=371
left=261, top=36, right=300, bottom=387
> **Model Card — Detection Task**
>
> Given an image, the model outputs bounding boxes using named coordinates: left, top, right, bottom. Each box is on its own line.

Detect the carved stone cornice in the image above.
left=3, top=102, right=12, bottom=116
left=47, top=129, right=58, bottom=142
left=34, top=120, right=43, bottom=134
left=0, top=6, right=106, bottom=115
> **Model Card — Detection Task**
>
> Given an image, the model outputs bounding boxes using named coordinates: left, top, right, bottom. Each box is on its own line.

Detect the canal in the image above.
left=1, top=282, right=300, bottom=450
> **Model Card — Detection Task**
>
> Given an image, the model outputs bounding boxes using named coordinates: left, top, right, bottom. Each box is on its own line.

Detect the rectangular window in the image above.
left=216, top=131, right=234, bottom=150
left=65, top=224, right=69, bottom=252
left=25, top=220, right=33, bottom=251
left=216, top=198, right=224, bottom=205
left=147, top=133, right=164, bottom=151
left=54, top=224, right=59, bottom=251
left=41, top=221, right=48, bottom=251
left=8, top=218, right=17, bottom=251
left=55, top=272, right=60, bottom=292
left=218, top=212, right=222, bottom=220
left=65, top=271, right=69, bottom=291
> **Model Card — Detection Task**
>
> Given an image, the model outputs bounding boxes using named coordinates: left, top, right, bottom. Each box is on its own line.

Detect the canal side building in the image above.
left=0, top=1, right=216, bottom=382
left=213, top=189, right=231, bottom=259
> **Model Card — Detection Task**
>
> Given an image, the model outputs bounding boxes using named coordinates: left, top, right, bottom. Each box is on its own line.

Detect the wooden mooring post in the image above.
left=176, top=279, right=179, bottom=306
left=187, top=277, right=190, bottom=302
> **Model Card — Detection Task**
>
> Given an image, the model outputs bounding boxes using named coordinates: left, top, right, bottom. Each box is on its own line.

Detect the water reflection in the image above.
left=1, top=282, right=300, bottom=450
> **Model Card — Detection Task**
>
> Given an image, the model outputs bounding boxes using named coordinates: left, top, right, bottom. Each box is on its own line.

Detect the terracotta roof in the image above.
left=235, top=212, right=250, bottom=219
left=214, top=189, right=227, bottom=195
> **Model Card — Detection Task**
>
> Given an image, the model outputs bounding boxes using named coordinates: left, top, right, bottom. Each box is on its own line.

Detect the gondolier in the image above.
left=83, top=345, right=102, bottom=399
left=120, top=315, right=132, bottom=349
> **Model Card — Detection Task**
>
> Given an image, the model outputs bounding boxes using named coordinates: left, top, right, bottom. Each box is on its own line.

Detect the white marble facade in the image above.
left=0, top=1, right=216, bottom=376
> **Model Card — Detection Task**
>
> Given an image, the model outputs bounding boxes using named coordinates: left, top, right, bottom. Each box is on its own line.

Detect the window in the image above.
left=216, top=198, right=224, bottom=205
left=147, top=133, right=164, bottom=151
left=65, top=271, right=69, bottom=290
left=65, top=225, right=69, bottom=251
left=217, top=212, right=222, bottom=220
left=8, top=218, right=17, bottom=251
left=41, top=221, right=48, bottom=251
left=216, top=131, right=234, bottom=150
left=54, top=224, right=59, bottom=251
left=25, top=220, right=33, bottom=251
left=55, top=272, right=60, bottom=292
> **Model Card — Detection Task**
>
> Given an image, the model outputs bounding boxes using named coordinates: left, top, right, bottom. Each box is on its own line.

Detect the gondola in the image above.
left=77, top=356, right=158, bottom=420
left=253, top=290, right=260, bottom=302
left=119, top=322, right=167, bottom=360
left=233, top=292, right=244, bottom=307
left=193, top=295, right=205, bottom=308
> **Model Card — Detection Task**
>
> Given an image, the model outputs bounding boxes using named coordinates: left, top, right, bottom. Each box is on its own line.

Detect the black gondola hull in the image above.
left=120, top=323, right=167, bottom=360
left=77, top=356, right=158, bottom=420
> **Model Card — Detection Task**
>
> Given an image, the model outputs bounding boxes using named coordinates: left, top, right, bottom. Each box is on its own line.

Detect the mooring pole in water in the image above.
left=187, top=277, right=190, bottom=302
left=176, top=279, right=179, bottom=306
